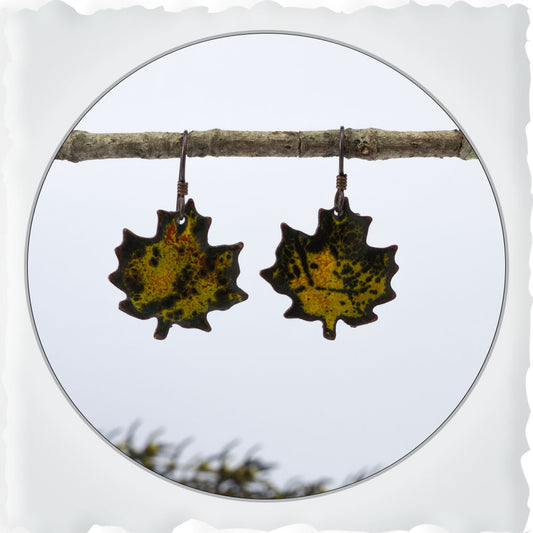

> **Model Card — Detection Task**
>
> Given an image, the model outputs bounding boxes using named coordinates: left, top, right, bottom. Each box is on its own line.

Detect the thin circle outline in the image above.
left=24, top=29, right=508, bottom=501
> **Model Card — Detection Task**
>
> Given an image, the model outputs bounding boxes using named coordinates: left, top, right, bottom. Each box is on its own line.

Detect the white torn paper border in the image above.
left=85, top=521, right=452, bottom=533
left=0, top=0, right=528, bottom=14
left=172, top=520, right=452, bottom=533
left=0, top=2, right=530, bottom=533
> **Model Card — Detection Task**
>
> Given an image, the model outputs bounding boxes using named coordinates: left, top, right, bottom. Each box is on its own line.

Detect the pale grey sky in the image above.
left=27, top=33, right=505, bottom=492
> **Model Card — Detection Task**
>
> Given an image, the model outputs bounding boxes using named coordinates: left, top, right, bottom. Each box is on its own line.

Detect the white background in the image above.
left=0, top=3, right=530, bottom=533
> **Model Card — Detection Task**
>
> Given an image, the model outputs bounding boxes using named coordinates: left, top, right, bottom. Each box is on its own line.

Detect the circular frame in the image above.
left=25, top=30, right=508, bottom=501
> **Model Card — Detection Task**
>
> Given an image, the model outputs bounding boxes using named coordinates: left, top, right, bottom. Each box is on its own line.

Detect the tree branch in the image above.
left=56, top=128, right=476, bottom=163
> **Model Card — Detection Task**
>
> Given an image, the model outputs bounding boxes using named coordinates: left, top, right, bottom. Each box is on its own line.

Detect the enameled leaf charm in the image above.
left=109, top=199, right=248, bottom=339
left=260, top=198, right=398, bottom=340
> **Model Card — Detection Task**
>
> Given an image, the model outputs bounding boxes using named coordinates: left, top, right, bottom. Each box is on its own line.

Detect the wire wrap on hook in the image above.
left=176, top=130, right=189, bottom=220
left=336, top=174, right=347, bottom=191
left=334, top=126, right=348, bottom=216
left=177, top=181, right=189, bottom=196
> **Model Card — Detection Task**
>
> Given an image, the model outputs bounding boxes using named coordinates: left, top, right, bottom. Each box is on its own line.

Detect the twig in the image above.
left=56, top=128, right=476, bottom=162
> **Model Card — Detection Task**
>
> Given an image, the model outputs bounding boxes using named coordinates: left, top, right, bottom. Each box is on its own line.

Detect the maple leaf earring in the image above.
left=260, top=126, right=398, bottom=340
left=109, top=130, right=248, bottom=339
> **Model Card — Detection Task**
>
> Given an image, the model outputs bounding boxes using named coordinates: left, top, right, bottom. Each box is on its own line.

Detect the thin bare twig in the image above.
left=56, top=128, right=477, bottom=162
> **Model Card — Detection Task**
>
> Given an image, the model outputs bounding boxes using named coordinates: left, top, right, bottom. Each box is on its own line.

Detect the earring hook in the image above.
left=177, top=130, right=189, bottom=220
left=334, top=126, right=347, bottom=216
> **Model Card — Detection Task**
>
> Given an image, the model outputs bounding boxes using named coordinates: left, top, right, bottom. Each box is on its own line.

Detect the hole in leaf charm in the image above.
left=260, top=198, right=398, bottom=340
left=109, top=199, right=248, bottom=339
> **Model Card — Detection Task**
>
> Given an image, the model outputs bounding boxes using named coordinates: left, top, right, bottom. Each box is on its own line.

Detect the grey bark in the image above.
left=56, top=128, right=477, bottom=163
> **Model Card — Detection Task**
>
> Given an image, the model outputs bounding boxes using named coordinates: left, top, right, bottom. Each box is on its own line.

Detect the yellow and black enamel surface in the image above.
left=109, top=199, right=248, bottom=339
left=260, top=198, right=398, bottom=340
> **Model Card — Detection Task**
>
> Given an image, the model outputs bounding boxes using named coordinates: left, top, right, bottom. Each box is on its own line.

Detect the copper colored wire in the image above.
left=177, top=130, right=189, bottom=219
left=334, top=126, right=348, bottom=216
left=177, top=181, right=189, bottom=196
